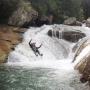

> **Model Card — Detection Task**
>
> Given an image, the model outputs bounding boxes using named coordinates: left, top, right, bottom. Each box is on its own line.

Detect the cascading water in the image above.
left=1, top=25, right=90, bottom=90
left=7, top=25, right=73, bottom=64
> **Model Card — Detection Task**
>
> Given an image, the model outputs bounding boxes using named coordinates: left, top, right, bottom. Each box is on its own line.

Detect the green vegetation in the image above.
left=82, top=0, right=90, bottom=19
left=0, top=0, right=19, bottom=23
left=30, top=0, right=83, bottom=23
left=0, top=0, right=89, bottom=25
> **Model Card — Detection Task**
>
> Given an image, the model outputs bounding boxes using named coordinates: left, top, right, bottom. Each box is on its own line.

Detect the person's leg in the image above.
left=34, top=51, right=38, bottom=56
left=31, top=47, right=38, bottom=56
left=36, top=49, right=43, bottom=56
left=36, top=49, right=40, bottom=55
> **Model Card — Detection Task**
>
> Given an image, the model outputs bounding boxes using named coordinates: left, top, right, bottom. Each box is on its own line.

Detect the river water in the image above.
left=0, top=25, right=90, bottom=90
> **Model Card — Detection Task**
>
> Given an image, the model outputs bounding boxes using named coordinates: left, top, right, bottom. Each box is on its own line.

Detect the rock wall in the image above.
left=0, top=25, right=26, bottom=63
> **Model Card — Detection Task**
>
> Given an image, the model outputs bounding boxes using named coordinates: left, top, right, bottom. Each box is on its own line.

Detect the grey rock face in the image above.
left=8, top=1, right=38, bottom=27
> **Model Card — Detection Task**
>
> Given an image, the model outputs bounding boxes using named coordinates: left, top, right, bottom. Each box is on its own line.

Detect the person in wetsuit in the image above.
left=29, top=39, right=43, bottom=56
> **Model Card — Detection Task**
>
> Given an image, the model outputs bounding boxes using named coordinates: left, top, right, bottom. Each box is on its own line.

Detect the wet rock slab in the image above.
left=48, top=30, right=86, bottom=42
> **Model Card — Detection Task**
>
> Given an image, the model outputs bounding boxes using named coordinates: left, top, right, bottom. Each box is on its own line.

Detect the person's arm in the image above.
left=37, top=44, right=42, bottom=49
left=29, top=39, right=32, bottom=45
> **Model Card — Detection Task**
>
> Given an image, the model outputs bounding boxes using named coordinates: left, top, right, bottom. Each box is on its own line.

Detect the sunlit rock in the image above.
left=73, top=39, right=90, bottom=83
left=64, top=17, right=77, bottom=25
left=76, top=21, right=82, bottom=26
left=64, top=17, right=82, bottom=26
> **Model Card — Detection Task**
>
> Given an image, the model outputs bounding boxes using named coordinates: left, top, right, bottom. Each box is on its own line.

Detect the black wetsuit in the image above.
left=29, top=40, right=42, bottom=56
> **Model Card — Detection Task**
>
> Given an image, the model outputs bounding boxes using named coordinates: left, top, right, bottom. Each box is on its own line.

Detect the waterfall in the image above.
left=6, top=25, right=90, bottom=90
left=7, top=25, right=73, bottom=64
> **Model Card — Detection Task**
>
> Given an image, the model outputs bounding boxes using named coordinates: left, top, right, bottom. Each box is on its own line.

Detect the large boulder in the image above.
left=48, top=30, right=86, bottom=42
left=62, top=31, right=85, bottom=42
left=86, top=18, right=90, bottom=27
left=76, top=21, right=82, bottom=26
left=8, top=1, right=38, bottom=27
left=64, top=17, right=77, bottom=25
left=34, top=15, right=53, bottom=26
left=63, top=17, right=82, bottom=26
